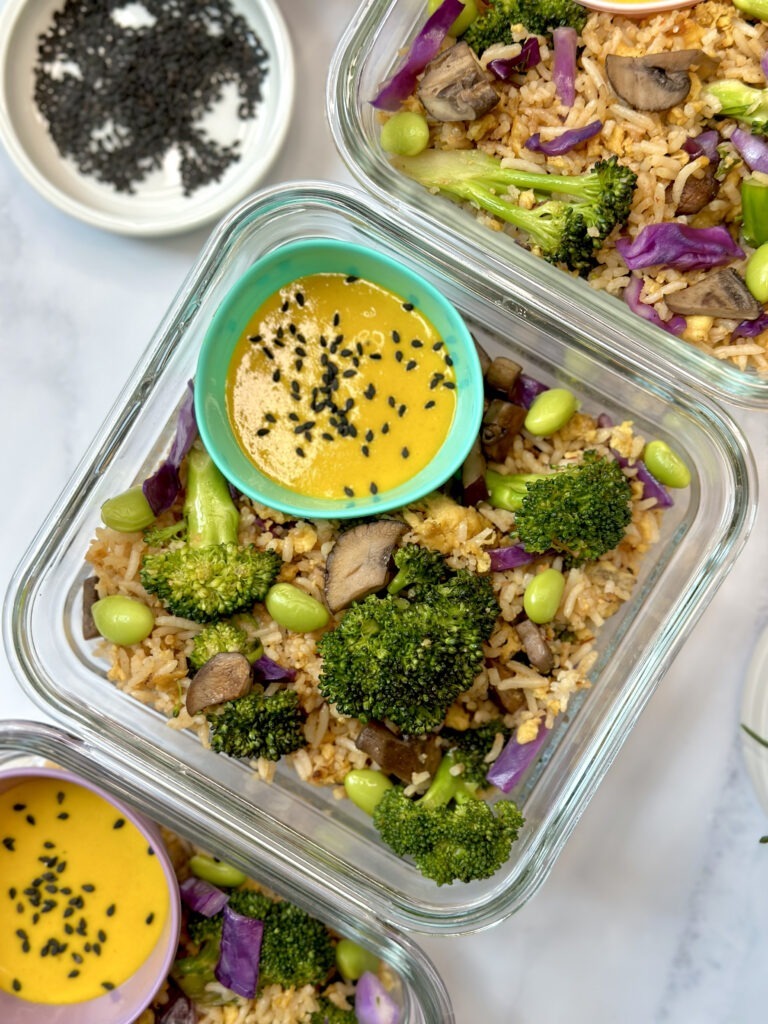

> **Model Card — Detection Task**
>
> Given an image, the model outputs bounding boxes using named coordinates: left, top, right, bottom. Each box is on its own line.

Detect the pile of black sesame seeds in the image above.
left=33, top=0, right=270, bottom=195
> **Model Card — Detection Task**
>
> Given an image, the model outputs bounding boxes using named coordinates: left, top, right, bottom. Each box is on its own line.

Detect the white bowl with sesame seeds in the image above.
left=0, top=765, right=180, bottom=1023
left=0, top=0, right=294, bottom=236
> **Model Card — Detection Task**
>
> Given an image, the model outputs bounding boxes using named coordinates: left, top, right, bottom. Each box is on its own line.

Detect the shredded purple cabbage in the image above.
left=730, top=128, right=768, bottom=174
left=610, top=448, right=673, bottom=508
left=616, top=223, right=744, bottom=272
left=371, top=0, right=464, bottom=110
left=623, top=274, right=687, bottom=336
left=526, top=119, right=602, bottom=156
left=733, top=311, right=768, bottom=339
left=487, top=37, right=541, bottom=79
left=179, top=876, right=230, bottom=917
left=485, top=724, right=550, bottom=793
left=488, top=544, right=537, bottom=571
left=214, top=904, right=264, bottom=999
left=552, top=26, right=578, bottom=106
left=253, top=655, right=297, bottom=682
left=510, top=373, right=548, bottom=408
left=355, top=971, right=401, bottom=1024
left=142, top=380, right=198, bottom=515
left=683, top=129, right=720, bottom=164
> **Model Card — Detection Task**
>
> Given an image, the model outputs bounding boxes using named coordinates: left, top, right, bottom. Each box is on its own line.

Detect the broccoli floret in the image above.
left=172, top=924, right=227, bottom=1006
left=440, top=720, right=512, bottom=786
left=704, top=79, right=768, bottom=135
left=318, top=552, right=499, bottom=735
left=140, top=444, right=281, bottom=622
left=310, top=998, right=358, bottom=1024
left=370, top=754, right=524, bottom=885
left=485, top=450, right=633, bottom=565
left=386, top=543, right=448, bottom=595
left=207, top=688, right=306, bottom=762
left=462, top=0, right=587, bottom=53
left=189, top=621, right=264, bottom=672
left=392, top=150, right=637, bottom=274
left=143, top=518, right=187, bottom=547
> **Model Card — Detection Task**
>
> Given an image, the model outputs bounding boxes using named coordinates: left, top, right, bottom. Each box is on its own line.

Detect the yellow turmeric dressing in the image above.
left=226, top=273, right=457, bottom=500
left=0, top=777, right=170, bottom=1004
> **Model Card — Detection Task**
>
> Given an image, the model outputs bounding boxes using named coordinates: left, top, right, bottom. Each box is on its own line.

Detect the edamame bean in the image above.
left=643, top=440, right=691, bottom=489
left=335, top=938, right=380, bottom=982
left=524, top=388, right=578, bottom=437
left=523, top=568, right=565, bottom=625
left=427, top=0, right=478, bottom=35
left=380, top=111, right=430, bottom=157
left=189, top=853, right=247, bottom=888
left=265, top=583, right=330, bottom=632
left=91, top=595, right=155, bottom=645
left=344, top=769, right=393, bottom=816
left=746, top=242, right=768, bottom=303
left=100, top=486, right=156, bottom=532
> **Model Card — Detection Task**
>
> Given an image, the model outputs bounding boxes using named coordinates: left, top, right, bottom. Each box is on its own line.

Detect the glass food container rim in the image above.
left=2, top=181, right=757, bottom=938
left=326, top=0, right=768, bottom=412
left=0, top=719, right=455, bottom=1024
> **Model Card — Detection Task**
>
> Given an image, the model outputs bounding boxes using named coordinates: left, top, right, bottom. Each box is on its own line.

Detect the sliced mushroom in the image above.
left=82, top=576, right=100, bottom=640
left=481, top=398, right=527, bottom=462
left=492, top=683, right=526, bottom=716
left=672, top=163, right=719, bottom=216
left=665, top=268, right=762, bottom=320
left=516, top=618, right=554, bottom=675
left=605, top=50, right=717, bottom=112
left=418, top=41, right=499, bottom=122
left=462, top=436, right=489, bottom=506
left=186, top=652, right=252, bottom=717
left=324, top=520, right=408, bottom=613
left=485, top=356, right=523, bottom=400
left=355, top=720, right=442, bottom=783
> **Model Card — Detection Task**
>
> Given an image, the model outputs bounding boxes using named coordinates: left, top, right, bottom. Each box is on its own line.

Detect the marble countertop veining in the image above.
left=2, top=2, right=768, bottom=1021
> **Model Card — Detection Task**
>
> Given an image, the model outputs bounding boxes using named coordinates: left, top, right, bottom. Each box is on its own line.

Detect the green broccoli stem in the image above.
left=734, top=0, right=768, bottom=17
left=449, top=180, right=571, bottom=248
left=705, top=80, right=768, bottom=129
left=185, top=445, right=240, bottom=548
left=418, top=753, right=479, bottom=809
left=484, top=469, right=543, bottom=512
left=741, top=177, right=768, bottom=247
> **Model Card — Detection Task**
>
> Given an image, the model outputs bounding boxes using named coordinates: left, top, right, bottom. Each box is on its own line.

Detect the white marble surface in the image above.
left=2, top=2, right=768, bottom=1021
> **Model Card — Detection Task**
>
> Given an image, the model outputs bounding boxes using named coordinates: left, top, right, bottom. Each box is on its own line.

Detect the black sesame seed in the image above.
left=272, top=369, right=281, bottom=383
left=8, top=886, right=16, bottom=898
left=261, top=346, right=274, bottom=360
left=295, top=359, right=304, bottom=372
left=295, top=345, right=307, bottom=357
left=443, top=381, right=457, bottom=390
left=295, top=291, right=305, bottom=306
left=68, top=970, right=80, bottom=979
left=345, top=275, right=358, bottom=283
left=370, top=352, right=382, bottom=360
left=425, top=400, right=436, bottom=409
left=388, top=396, right=396, bottom=408
left=395, top=351, right=404, bottom=363
left=276, top=326, right=284, bottom=339
left=344, top=486, right=354, bottom=497
left=81, top=884, right=95, bottom=893
left=365, top=429, right=374, bottom=443
left=102, top=982, right=115, bottom=991
left=106, top=904, right=116, bottom=917
left=16, top=902, right=23, bottom=914
left=398, top=404, right=407, bottom=417
left=405, top=360, right=417, bottom=371
left=71, top=953, right=83, bottom=964
left=265, top=412, right=277, bottom=424
left=97, top=929, right=107, bottom=943
left=381, top=422, right=390, bottom=434
left=402, top=302, right=414, bottom=311
left=411, top=339, right=423, bottom=348
left=12, top=803, right=26, bottom=812
left=333, top=312, right=341, bottom=326
left=444, top=354, right=454, bottom=367
left=256, top=428, right=270, bottom=437
left=432, top=340, right=445, bottom=351
left=249, top=333, right=262, bottom=343
left=64, top=924, right=74, bottom=935
left=402, top=447, right=410, bottom=459
left=281, top=300, right=289, bottom=313
left=296, top=447, right=305, bottom=458
left=57, top=861, right=67, bottom=874
left=361, top=445, right=369, bottom=457
left=288, top=323, right=297, bottom=335
left=93, top=942, right=102, bottom=956
left=57, top=812, right=69, bottom=820
left=392, top=330, right=400, bottom=343
left=3, top=837, right=15, bottom=851
left=43, top=841, right=55, bottom=849
left=273, top=338, right=285, bottom=348
left=370, top=483, right=378, bottom=495
left=322, top=432, right=334, bottom=441
left=146, top=912, right=155, bottom=925
left=25, top=815, right=35, bottom=826
left=63, top=907, right=74, bottom=919
left=12, top=979, right=21, bottom=992
left=342, top=369, right=356, bottom=378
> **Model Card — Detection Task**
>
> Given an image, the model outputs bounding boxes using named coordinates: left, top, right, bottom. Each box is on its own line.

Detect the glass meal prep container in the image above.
left=327, top=0, right=768, bottom=411
left=0, top=719, right=452, bottom=1022
left=3, top=182, right=756, bottom=936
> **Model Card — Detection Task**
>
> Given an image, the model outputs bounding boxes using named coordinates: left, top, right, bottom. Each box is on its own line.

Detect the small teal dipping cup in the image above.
left=195, top=238, right=483, bottom=519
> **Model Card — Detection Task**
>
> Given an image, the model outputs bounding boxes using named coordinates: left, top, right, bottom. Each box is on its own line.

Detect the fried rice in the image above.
left=392, top=0, right=768, bottom=373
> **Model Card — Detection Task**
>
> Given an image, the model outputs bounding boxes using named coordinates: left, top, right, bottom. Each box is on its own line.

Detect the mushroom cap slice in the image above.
left=481, top=398, right=527, bottom=463
left=605, top=50, right=717, bottom=112
left=355, top=720, right=442, bottom=783
left=665, top=267, right=762, bottom=320
left=417, top=41, right=499, bottom=122
left=324, top=520, right=408, bottom=613
left=186, top=651, right=253, bottom=717
left=516, top=617, right=554, bottom=675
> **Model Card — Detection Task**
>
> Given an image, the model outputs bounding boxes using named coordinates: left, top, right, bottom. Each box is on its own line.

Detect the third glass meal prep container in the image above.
left=326, top=0, right=768, bottom=411
left=3, top=182, right=756, bottom=937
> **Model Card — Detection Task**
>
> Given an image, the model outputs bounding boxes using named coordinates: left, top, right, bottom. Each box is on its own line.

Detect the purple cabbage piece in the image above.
left=610, top=447, right=673, bottom=508
left=730, top=128, right=768, bottom=174
left=158, top=984, right=197, bottom=1024
left=179, top=876, right=230, bottom=917
left=526, top=119, right=602, bottom=156
left=371, top=0, right=465, bottom=110
left=510, top=373, right=548, bottom=408
left=733, top=311, right=768, bottom=339
left=214, top=904, right=264, bottom=999
left=597, top=413, right=614, bottom=429
left=355, top=971, right=401, bottom=1024
left=623, top=274, right=687, bottom=336
left=485, top=724, right=551, bottom=793
left=488, top=543, right=537, bottom=571
left=616, top=223, right=744, bottom=272
left=552, top=26, right=578, bottom=107
left=143, top=380, right=198, bottom=515
left=253, top=655, right=297, bottom=682
left=683, top=129, right=720, bottom=164
left=487, top=37, right=541, bottom=79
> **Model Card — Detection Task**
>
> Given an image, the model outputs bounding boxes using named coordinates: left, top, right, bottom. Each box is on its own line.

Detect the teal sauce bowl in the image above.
left=195, top=238, right=483, bottom=519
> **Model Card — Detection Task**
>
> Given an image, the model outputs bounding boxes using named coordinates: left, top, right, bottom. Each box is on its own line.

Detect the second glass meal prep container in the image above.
left=3, top=182, right=756, bottom=938
left=327, top=0, right=768, bottom=411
